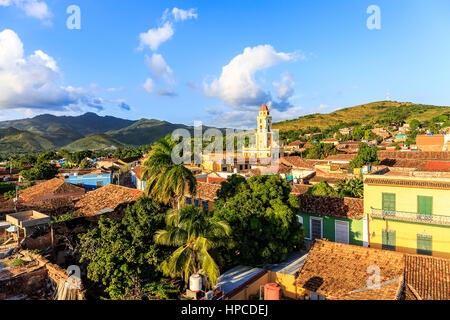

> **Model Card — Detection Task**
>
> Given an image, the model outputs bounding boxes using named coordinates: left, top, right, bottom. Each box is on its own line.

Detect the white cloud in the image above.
left=143, top=78, right=155, bottom=94
left=145, top=53, right=173, bottom=80
left=139, top=22, right=174, bottom=51
left=271, top=105, right=304, bottom=122
left=203, top=45, right=297, bottom=109
left=205, top=108, right=255, bottom=129
left=273, top=72, right=295, bottom=101
left=0, top=29, right=102, bottom=111
left=0, top=0, right=51, bottom=20
left=171, top=8, right=198, bottom=21
left=317, top=104, right=339, bottom=112
left=107, top=87, right=126, bottom=92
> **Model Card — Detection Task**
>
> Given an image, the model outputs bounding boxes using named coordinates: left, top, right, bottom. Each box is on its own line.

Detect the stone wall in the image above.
left=0, top=250, right=85, bottom=300
left=296, top=194, right=364, bottom=219
left=0, top=266, right=48, bottom=299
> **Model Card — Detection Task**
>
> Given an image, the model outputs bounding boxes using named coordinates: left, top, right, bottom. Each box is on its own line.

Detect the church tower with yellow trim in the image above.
left=243, top=104, right=282, bottom=160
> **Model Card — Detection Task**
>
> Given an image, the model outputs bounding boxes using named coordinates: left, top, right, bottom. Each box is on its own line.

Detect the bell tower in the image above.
left=256, top=104, right=272, bottom=149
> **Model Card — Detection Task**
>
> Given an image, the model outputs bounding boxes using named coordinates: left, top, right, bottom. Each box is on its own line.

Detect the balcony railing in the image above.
left=371, top=208, right=450, bottom=226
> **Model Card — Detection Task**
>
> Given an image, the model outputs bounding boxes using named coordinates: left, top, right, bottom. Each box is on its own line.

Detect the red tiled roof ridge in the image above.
left=19, top=178, right=85, bottom=201
left=364, top=177, right=450, bottom=189
left=75, top=184, right=144, bottom=216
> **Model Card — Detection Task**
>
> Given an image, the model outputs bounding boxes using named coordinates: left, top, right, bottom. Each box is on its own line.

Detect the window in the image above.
left=310, top=292, right=325, bottom=300
left=335, top=220, right=349, bottom=244
left=96, top=181, right=103, bottom=188
left=310, top=217, right=322, bottom=241
left=194, top=199, right=199, bottom=207
left=297, top=216, right=303, bottom=225
left=382, top=193, right=396, bottom=215
left=202, top=200, right=209, bottom=210
left=382, top=230, right=396, bottom=251
left=417, top=234, right=432, bottom=256
left=186, top=197, right=192, bottom=205
left=417, top=196, right=433, bottom=218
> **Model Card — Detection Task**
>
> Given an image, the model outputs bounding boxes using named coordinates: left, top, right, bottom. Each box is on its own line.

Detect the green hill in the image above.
left=273, top=101, right=450, bottom=131
left=64, top=134, right=129, bottom=152
left=106, top=119, right=190, bottom=146
left=0, top=112, right=135, bottom=137
left=0, top=127, right=56, bottom=156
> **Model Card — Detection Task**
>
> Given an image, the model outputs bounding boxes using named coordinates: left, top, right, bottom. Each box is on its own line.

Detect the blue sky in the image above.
left=1, top=0, right=450, bottom=128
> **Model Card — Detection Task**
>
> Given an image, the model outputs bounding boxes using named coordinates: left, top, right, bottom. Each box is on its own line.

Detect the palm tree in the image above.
left=142, top=135, right=196, bottom=208
left=154, top=206, right=231, bottom=288
left=336, top=177, right=364, bottom=198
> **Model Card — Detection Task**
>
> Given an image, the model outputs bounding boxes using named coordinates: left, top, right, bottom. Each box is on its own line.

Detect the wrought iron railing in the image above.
left=371, top=208, right=450, bottom=226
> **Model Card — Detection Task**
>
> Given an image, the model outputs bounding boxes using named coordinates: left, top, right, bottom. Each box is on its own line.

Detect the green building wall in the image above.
left=299, top=212, right=364, bottom=246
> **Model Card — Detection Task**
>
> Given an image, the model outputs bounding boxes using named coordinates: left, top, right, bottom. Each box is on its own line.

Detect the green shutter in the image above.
left=418, top=196, right=432, bottom=216
left=417, top=235, right=432, bottom=256
left=382, top=193, right=396, bottom=213
left=382, top=230, right=396, bottom=251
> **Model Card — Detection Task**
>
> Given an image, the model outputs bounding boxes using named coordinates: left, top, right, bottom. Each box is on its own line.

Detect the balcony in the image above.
left=371, top=208, right=450, bottom=226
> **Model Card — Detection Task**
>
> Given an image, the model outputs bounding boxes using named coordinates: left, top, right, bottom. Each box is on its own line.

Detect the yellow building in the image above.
left=364, top=174, right=450, bottom=258
left=243, top=104, right=283, bottom=160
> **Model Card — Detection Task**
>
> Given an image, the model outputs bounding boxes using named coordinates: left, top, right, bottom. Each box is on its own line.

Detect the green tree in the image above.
left=349, top=143, right=379, bottom=169
left=213, top=175, right=304, bottom=266
left=305, top=143, right=338, bottom=160
left=352, top=126, right=365, bottom=140
left=79, top=197, right=173, bottom=299
left=306, top=181, right=337, bottom=197
left=37, top=151, right=59, bottom=163
left=154, top=206, right=230, bottom=288
left=79, top=159, right=91, bottom=169
left=20, top=162, right=58, bottom=181
left=409, top=119, right=421, bottom=130
left=142, top=135, right=196, bottom=208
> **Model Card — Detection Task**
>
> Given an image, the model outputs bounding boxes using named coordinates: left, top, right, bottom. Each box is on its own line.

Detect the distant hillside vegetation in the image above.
left=64, top=134, right=129, bottom=152
left=0, top=127, right=55, bottom=155
left=106, top=119, right=191, bottom=146
left=273, top=101, right=450, bottom=131
left=0, top=112, right=135, bottom=136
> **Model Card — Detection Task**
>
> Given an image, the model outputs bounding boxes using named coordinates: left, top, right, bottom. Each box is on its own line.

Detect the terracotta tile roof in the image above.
left=260, top=104, right=268, bottom=112
left=290, top=184, right=311, bottom=194
left=296, top=240, right=405, bottom=300
left=19, top=178, right=85, bottom=202
left=330, top=279, right=403, bottom=300
left=75, top=184, right=143, bottom=216
left=364, top=177, right=450, bottom=190
left=296, top=194, right=364, bottom=219
left=280, top=156, right=316, bottom=169
left=405, top=254, right=450, bottom=300
left=421, top=161, right=450, bottom=172
left=287, top=140, right=304, bottom=147
left=378, top=151, right=450, bottom=161
left=187, top=182, right=221, bottom=201
left=325, top=154, right=357, bottom=161
left=379, top=158, right=428, bottom=168
left=131, top=165, right=144, bottom=180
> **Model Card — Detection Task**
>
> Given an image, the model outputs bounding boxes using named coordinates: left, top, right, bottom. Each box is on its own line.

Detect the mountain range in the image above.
left=0, top=101, right=449, bottom=156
